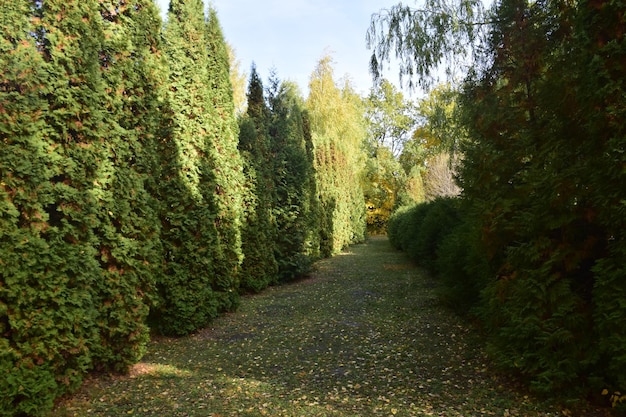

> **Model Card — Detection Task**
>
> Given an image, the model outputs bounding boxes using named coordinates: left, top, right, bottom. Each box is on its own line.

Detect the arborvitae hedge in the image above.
left=0, top=2, right=369, bottom=414
left=459, top=0, right=626, bottom=397
left=382, top=0, right=625, bottom=403
left=1, top=0, right=167, bottom=412
left=149, top=0, right=241, bottom=336
left=237, top=67, right=279, bottom=292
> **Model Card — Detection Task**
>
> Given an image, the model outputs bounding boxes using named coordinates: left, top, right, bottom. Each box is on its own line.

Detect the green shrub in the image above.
left=388, top=198, right=462, bottom=274
left=410, top=197, right=461, bottom=273
left=387, top=204, right=429, bottom=254
left=435, top=219, right=491, bottom=315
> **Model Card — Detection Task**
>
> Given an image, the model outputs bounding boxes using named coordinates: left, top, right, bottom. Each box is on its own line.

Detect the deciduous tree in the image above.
left=307, top=55, right=367, bottom=254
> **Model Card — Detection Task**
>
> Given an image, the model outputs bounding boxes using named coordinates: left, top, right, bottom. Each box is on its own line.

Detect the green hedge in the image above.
left=388, top=198, right=462, bottom=271
left=1, top=0, right=165, bottom=413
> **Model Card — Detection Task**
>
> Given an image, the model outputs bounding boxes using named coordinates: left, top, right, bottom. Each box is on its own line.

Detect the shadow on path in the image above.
left=55, top=236, right=567, bottom=417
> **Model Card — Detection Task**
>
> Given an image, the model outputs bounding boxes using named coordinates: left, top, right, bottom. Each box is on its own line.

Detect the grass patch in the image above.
left=52, top=236, right=607, bottom=416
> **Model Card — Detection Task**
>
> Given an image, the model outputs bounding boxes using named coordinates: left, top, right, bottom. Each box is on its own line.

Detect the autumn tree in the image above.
left=307, top=55, right=367, bottom=254
left=363, top=79, right=418, bottom=231
left=227, top=43, right=248, bottom=115
left=363, top=147, right=406, bottom=233
left=365, top=79, right=416, bottom=157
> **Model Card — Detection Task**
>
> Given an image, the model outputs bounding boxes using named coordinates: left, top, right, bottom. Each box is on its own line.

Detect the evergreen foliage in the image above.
left=373, top=0, right=626, bottom=400
left=459, top=0, right=625, bottom=395
left=204, top=7, right=245, bottom=310
left=387, top=198, right=488, bottom=316
left=1, top=2, right=99, bottom=412
left=92, top=0, right=167, bottom=372
left=1, top=0, right=167, bottom=412
left=267, top=76, right=320, bottom=280
left=237, top=66, right=279, bottom=292
left=149, top=0, right=242, bottom=335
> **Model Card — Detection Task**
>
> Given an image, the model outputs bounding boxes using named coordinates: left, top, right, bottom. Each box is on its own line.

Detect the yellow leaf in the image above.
left=602, top=389, right=609, bottom=396
left=391, top=408, right=398, bottom=415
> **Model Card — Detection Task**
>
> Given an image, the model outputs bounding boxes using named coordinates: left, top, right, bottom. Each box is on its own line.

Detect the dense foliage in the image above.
left=267, top=77, right=321, bottom=280
left=372, top=0, right=626, bottom=405
left=0, top=0, right=166, bottom=413
left=307, top=56, right=368, bottom=255
left=237, top=66, right=279, bottom=292
left=0, top=2, right=365, bottom=414
left=147, top=0, right=243, bottom=336
left=460, top=0, right=626, bottom=397
left=363, top=80, right=419, bottom=233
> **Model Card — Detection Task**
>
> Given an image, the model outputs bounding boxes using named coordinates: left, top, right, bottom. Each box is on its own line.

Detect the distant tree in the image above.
left=227, top=43, right=248, bottom=115
left=307, top=55, right=367, bottom=254
left=423, top=152, right=460, bottom=200
left=267, top=75, right=320, bottom=278
left=365, top=79, right=416, bottom=157
left=363, top=147, right=406, bottom=233
left=237, top=65, right=279, bottom=292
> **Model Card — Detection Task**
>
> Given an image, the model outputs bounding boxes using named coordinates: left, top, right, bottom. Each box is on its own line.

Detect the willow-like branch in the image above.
left=366, top=0, right=493, bottom=90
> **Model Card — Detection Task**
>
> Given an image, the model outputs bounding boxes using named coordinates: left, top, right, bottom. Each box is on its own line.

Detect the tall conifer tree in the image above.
left=237, top=66, right=279, bottom=291
left=267, top=76, right=320, bottom=279
left=152, top=0, right=230, bottom=335
left=91, top=0, right=168, bottom=371
left=1, top=0, right=106, bottom=411
left=204, top=7, right=245, bottom=308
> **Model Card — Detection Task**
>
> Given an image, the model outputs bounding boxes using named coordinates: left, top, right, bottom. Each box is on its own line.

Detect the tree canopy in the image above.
left=372, top=0, right=626, bottom=400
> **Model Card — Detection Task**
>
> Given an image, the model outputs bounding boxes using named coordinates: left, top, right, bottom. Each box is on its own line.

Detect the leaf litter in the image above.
left=52, top=236, right=607, bottom=417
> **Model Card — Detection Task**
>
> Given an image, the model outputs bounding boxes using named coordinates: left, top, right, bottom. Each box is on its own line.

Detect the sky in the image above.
left=154, top=0, right=407, bottom=96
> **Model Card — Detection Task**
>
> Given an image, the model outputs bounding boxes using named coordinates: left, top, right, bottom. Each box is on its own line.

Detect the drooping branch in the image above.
left=366, top=0, right=492, bottom=89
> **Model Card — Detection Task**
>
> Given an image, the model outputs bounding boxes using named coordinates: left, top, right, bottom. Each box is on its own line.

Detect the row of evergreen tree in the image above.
left=377, top=0, right=625, bottom=406
left=0, top=1, right=367, bottom=414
